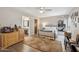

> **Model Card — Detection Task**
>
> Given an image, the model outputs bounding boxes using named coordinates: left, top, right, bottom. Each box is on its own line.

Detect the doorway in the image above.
left=34, top=19, right=38, bottom=35
left=22, top=16, right=29, bottom=36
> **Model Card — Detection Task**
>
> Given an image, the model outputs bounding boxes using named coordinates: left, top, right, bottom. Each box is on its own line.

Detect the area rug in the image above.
left=24, top=36, right=62, bottom=52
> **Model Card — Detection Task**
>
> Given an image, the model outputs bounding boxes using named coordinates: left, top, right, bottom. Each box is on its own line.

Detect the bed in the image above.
left=38, top=27, right=57, bottom=40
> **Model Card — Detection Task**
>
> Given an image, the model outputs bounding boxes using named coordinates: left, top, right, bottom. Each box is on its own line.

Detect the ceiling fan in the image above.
left=38, top=7, right=52, bottom=13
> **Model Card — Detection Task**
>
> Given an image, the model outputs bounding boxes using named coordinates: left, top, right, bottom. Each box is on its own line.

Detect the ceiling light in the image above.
left=40, top=7, right=44, bottom=10
left=40, top=10, right=44, bottom=13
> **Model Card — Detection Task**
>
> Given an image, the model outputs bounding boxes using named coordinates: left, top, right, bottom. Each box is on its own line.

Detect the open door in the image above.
left=34, top=19, right=38, bottom=35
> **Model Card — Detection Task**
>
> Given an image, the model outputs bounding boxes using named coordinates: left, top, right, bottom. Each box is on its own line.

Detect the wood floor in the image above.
left=0, top=36, right=63, bottom=52
left=6, top=41, right=41, bottom=52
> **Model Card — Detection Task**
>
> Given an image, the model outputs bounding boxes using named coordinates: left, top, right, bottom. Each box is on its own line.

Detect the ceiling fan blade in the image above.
left=45, top=9, right=52, bottom=11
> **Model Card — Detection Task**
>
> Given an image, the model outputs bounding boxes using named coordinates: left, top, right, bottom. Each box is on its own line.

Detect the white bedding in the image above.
left=39, top=27, right=57, bottom=38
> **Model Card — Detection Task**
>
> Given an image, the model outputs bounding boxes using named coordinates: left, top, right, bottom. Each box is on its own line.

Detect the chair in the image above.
left=70, top=45, right=78, bottom=52
left=64, top=37, right=78, bottom=52
left=64, top=32, right=78, bottom=52
left=70, top=34, right=79, bottom=46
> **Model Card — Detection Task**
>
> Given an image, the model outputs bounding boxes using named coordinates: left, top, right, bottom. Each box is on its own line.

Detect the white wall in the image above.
left=0, top=7, right=32, bottom=27
left=40, top=15, right=68, bottom=30
left=0, top=7, right=35, bottom=36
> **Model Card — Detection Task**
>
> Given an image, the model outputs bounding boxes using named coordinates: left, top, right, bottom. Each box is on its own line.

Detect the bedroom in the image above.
left=0, top=7, right=79, bottom=52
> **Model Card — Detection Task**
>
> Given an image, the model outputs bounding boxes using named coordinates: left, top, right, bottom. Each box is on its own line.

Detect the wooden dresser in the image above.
left=0, top=29, right=24, bottom=49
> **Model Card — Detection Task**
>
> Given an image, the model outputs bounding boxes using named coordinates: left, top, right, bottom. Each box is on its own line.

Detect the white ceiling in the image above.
left=13, top=7, right=73, bottom=17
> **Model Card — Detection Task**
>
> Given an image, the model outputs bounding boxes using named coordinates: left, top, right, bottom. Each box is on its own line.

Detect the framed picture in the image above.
left=78, top=18, right=79, bottom=23
left=76, top=16, right=79, bottom=23
left=75, top=11, right=78, bottom=16
left=71, top=13, right=75, bottom=20
left=75, top=23, right=77, bottom=27
left=74, top=16, right=77, bottom=22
